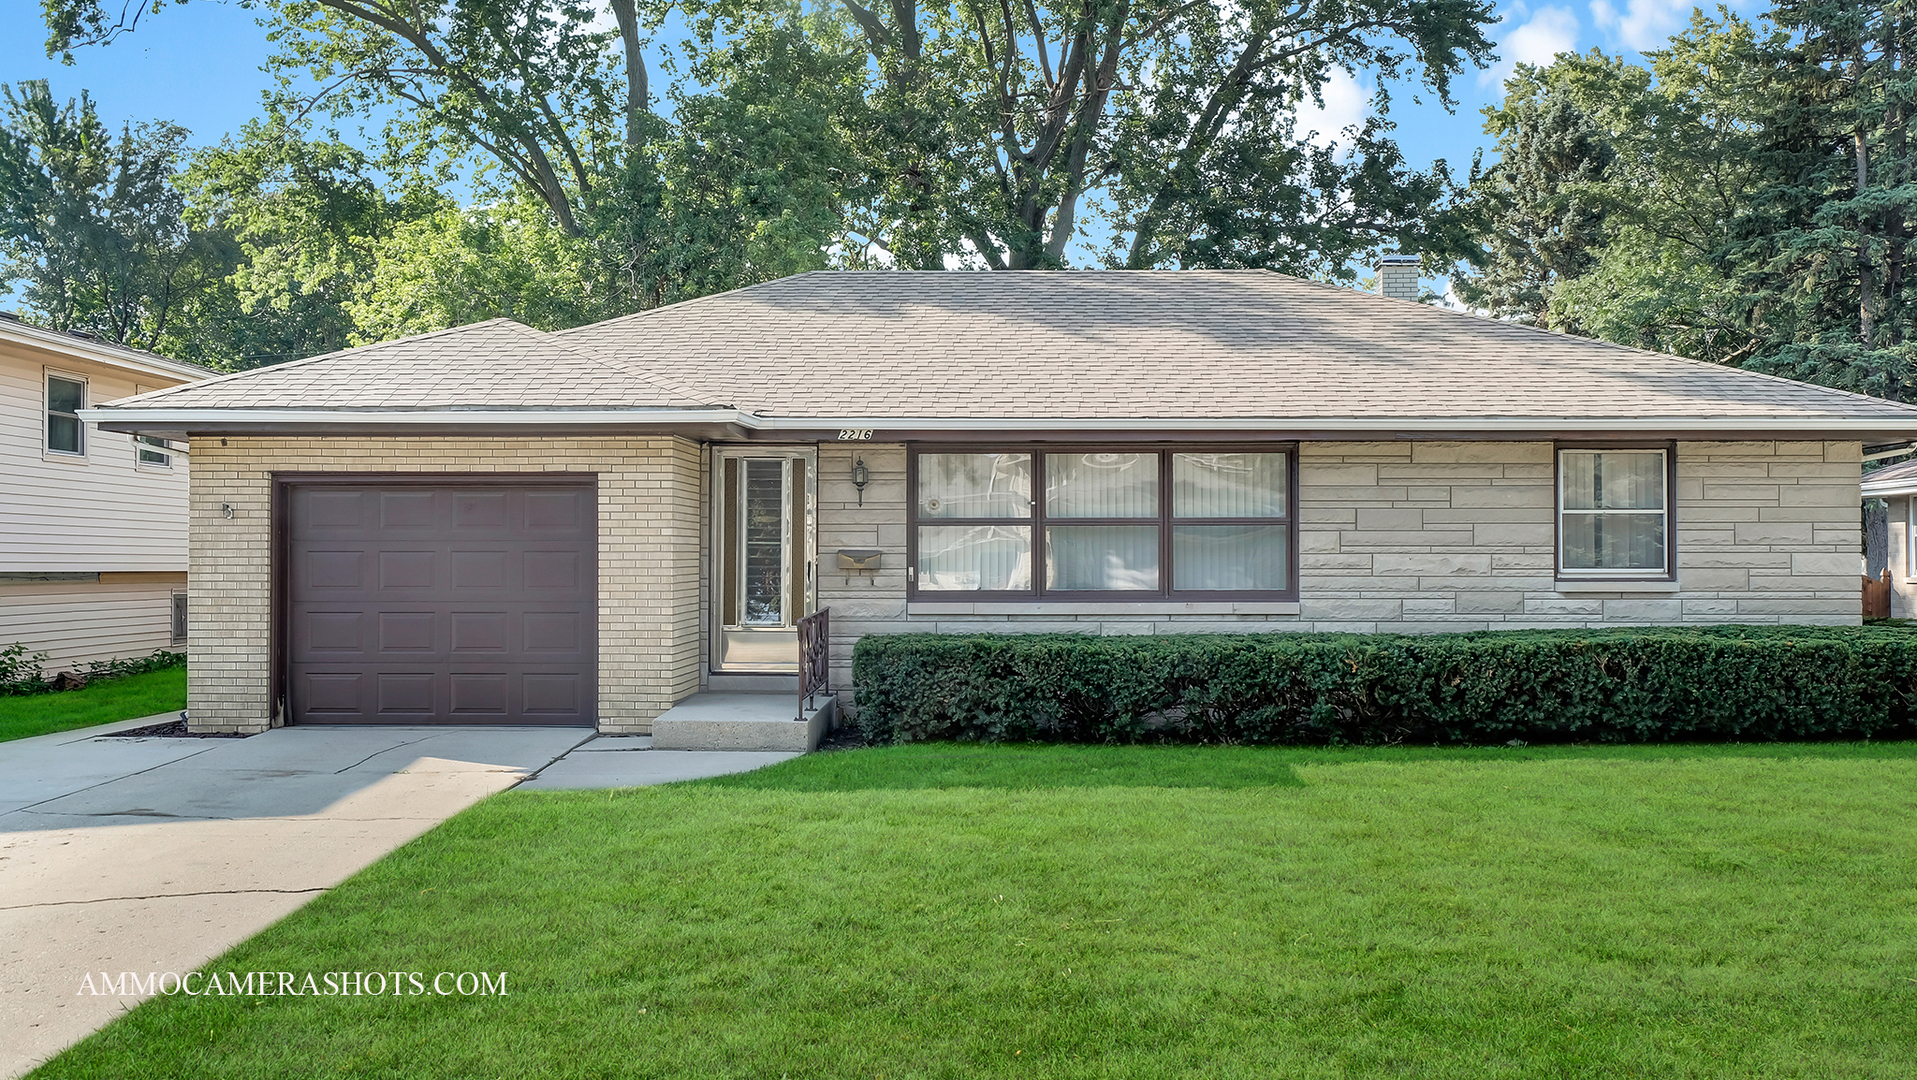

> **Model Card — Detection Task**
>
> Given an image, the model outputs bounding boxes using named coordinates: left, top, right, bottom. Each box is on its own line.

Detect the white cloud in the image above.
left=1294, top=68, right=1368, bottom=155
left=1590, top=0, right=1690, bottom=52
left=1480, top=6, right=1581, bottom=89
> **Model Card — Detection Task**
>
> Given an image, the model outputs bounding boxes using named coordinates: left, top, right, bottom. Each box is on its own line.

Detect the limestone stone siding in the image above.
left=187, top=435, right=701, bottom=734
left=814, top=440, right=1863, bottom=699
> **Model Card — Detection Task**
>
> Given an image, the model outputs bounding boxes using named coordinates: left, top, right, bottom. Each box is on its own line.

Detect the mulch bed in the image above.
left=815, top=725, right=871, bottom=752
left=104, top=719, right=250, bottom=739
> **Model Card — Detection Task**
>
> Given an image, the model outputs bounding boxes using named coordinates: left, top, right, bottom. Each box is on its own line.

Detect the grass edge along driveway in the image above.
left=0, top=666, right=186, bottom=743
left=34, top=741, right=1917, bottom=1079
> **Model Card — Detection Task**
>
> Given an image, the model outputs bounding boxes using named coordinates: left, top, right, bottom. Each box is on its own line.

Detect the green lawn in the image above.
left=0, top=666, right=185, bottom=743
left=35, top=741, right=1917, bottom=1078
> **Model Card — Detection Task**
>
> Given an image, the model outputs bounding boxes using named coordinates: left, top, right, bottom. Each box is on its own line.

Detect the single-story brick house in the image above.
left=82, top=267, right=1917, bottom=734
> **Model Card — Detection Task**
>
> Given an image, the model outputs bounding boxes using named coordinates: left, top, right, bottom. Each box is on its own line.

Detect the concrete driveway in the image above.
left=0, top=719, right=593, bottom=1078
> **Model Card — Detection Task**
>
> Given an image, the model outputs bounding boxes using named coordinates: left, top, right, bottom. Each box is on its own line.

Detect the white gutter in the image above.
left=75, top=407, right=1917, bottom=433
left=2, top=320, right=211, bottom=382
left=1863, top=477, right=1917, bottom=497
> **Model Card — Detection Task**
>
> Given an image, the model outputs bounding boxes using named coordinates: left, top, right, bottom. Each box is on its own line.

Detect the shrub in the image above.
left=0, top=645, right=185, bottom=696
left=0, top=642, right=51, bottom=695
left=80, top=649, right=186, bottom=681
left=849, top=626, right=1917, bottom=746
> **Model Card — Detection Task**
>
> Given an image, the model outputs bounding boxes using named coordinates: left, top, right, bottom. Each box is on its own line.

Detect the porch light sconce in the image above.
left=851, top=458, right=870, bottom=505
left=221, top=503, right=234, bottom=519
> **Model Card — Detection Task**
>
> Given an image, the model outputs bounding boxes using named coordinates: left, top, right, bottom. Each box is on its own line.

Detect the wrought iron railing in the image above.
left=797, top=608, right=831, bottom=719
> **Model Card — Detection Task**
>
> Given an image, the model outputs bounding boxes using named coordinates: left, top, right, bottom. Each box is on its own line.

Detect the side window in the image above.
left=137, top=436, right=173, bottom=468
left=1557, top=448, right=1671, bottom=578
left=46, top=374, right=85, bottom=455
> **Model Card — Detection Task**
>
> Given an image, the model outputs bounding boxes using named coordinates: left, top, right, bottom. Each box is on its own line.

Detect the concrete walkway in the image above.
left=0, top=718, right=800, bottom=1078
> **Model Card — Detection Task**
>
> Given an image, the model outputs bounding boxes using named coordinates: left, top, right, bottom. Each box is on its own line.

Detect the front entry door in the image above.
left=712, top=448, right=815, bottom=672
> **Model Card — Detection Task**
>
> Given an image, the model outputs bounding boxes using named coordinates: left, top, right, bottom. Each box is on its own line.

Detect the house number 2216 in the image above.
left=838, top=429, right=874, bottom=441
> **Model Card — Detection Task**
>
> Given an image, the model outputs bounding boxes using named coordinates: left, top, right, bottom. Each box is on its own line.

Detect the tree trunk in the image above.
left=1857, top=42, right=1877, bottom=349
left=607, top=0, right=649, bottom=146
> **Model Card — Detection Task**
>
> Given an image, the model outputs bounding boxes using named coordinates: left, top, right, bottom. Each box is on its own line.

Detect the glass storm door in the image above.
left=713, top=448, right=816, bottom=672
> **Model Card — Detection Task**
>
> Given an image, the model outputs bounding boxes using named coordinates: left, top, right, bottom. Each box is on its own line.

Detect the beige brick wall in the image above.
left=186, top=435, right=701, bottom=734
left=815, top=440, right=1863, bottom=701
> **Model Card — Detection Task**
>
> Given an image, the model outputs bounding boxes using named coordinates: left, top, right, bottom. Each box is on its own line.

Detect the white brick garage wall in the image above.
left=815, top=440, right=1863, bottom=699
left=186, top=436, right=702, bottom=735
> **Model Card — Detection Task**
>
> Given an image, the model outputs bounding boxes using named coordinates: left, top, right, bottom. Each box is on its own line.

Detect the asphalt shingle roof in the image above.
left=1862, top=457, right=1917, bottom=492
left=96, top=270, right=1917, bottom=426
left=109, top=317, right=708, bottom=410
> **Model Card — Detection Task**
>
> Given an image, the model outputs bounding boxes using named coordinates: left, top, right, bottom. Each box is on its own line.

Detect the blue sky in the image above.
left=0, top=0, right=1753, bottom=253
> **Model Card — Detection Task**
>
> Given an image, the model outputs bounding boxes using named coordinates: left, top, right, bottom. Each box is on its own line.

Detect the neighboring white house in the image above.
left=0, top=314, right=210, bottom=670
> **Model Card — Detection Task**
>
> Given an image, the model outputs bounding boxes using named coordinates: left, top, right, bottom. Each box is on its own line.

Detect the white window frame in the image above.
left=136, top=435, right=173, bottom=469
left=1555, top=446, right=1674, bottom=581
left=44, top=370, right=87, bottom=457
left=1906, top=497, right=1916, bottom=580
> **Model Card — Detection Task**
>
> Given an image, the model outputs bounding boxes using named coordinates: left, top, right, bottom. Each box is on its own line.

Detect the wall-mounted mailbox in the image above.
left=838, top=549, right=883, bottom=571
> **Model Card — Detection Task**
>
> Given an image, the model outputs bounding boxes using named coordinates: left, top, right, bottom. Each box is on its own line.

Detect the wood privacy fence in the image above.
left=1864, top=568, right=1892, bottom=619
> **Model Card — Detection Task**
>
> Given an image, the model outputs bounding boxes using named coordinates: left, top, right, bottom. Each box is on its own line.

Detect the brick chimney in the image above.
left=1376, top=255, right=1420, bottom=302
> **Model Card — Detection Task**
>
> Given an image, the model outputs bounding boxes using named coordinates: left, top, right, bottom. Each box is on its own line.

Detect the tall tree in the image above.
left=701, top=0, right=1499, bottom=272
left=43, top=0, right=645, bottom=237
left=0, top=80, right=224, bottom=350
left=1453, top=75, right=1616, bottom=329
left=1729, top=0, right=1917, bottom=398
left=170, top=122, right=434, bottom=365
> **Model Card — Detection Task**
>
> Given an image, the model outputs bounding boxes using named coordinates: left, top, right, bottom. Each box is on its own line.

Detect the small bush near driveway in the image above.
left=853, top=626, right=1917, bottom=745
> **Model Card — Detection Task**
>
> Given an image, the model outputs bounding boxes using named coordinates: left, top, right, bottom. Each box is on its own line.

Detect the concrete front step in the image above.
left=708, top=672, right=800, bottom=693
left=651, top=692, right=838, bottom=752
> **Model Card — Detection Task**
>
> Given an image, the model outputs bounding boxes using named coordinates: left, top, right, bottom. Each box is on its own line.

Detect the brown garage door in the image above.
left=287, top=481, right=596, bottom=725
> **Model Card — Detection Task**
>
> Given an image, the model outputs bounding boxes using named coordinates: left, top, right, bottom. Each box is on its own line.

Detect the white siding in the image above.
left=0, top=580, right=182, bottom=670
left=0, top=336, right=193, bottom=573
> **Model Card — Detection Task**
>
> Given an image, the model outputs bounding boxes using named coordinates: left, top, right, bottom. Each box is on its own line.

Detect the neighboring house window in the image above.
left=1557, top=447, right=1673, bottom=579
left=908, top=446, right=1296, bottom=599
left=46, top=374, right=85, bottom=455
left=137, top=436, right=173, bottom=468
left=170, top=593, right=188, bottom=644
left=1908, top=498, right=1916, bottom=579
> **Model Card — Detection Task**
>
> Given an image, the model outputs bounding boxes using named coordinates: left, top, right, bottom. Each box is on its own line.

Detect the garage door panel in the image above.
left=378, top=550, right=437, bottom=589
left=524, top=550, right=583, bottom=590
left=376, top=673, right=436, bottom=716
left=451, top=549, right=511, bottom=590
left=301, top=611, right=364, bottom=653
left=303, top=489, right=368, bottom=529
left=523, top=611, right=583, bottom=652
left=449, top=673, right=511, bottom=715
left=302, top=672, right=366, bottom=716
left=451, top=612, right=510, bottom=653
left=304, top=550, right=366, bottom=590
left=288, top=481, right=595, bottom=725
left=380, top=490, right=436, bottom=528
left=377, top=612, right=437, bottom=654
left=525, top=490, right=587, bottom=528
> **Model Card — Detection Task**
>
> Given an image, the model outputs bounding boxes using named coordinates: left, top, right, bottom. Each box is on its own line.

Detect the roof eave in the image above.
left=2, top=321, right=212, bottom=382
left=77, top=406, right=1917, bottom=444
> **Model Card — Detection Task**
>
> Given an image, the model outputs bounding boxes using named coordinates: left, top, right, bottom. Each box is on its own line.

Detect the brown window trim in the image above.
left=905, top=443, right=1300, bottom=603
left=1553, top=441, right=1678, bottom=583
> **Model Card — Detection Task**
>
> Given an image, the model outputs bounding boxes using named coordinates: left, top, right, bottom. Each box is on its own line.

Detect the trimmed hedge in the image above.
left=849, top=626, right=1917, bottom=745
